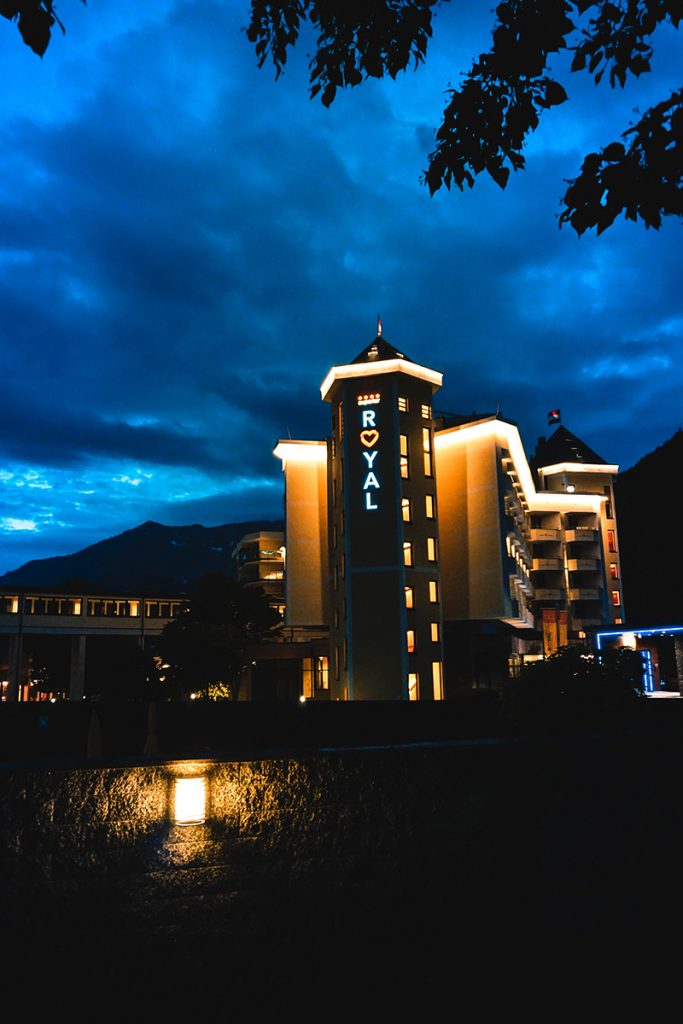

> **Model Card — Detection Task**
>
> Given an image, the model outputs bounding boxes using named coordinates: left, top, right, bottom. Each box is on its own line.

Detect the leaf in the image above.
left=570, top=50, right=586, bottom=71
left=603, top=141, right=625, bottom=161
left=18, top=5, right=53, bottom=57
left=544, top=80, right=568, bottom=107
left=488, top=163, right=510, bottom=189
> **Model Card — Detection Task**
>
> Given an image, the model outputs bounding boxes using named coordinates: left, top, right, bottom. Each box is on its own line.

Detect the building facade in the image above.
left=274, top=330, right=624, bottom=699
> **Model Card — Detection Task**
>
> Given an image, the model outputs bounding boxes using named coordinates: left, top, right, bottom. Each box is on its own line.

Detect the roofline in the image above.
left=538, top=461, right=619, bottom=476
left=320, top=358, right=442, bottom=401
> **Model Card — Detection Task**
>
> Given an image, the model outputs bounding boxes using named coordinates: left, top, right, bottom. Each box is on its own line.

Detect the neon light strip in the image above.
left=320, top=358, right=442, bottom=400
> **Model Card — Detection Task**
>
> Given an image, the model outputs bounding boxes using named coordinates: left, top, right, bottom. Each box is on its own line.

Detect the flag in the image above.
left=547, top=409, right=561, bottom=425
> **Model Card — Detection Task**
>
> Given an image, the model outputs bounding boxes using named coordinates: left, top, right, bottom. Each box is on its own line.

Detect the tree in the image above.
left=4, top=2, right=680, bottom=234
left=156, top=572, right=280, bottom=700
left=503, top=644, right=645, bottom=718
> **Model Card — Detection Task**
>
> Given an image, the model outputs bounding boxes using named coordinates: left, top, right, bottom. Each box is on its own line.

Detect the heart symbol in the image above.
left=360, top=429, right=379, bottom=447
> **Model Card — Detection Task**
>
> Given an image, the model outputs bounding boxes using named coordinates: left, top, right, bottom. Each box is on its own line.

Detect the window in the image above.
left=333, top=565, right=338, bottom=590
left=333, top=524, right=338, bottom=549
left=400, top=434, right=409, bottom=479
left=423, top=427, right=433, bottom=477
left=302, top=658, right=315, bottom=699
left=403, top=542, right=413, bottom=566
left=612, top=590, right=621, bottom=607
left=334, top=607, right=339, bottom=629
left=408, top=672, right=419, bottom=701
left=398, top=396, right=409, bottom=413
left=432, top=662, right=444, bottom=701
left=605, top=501, right=613, bottom=520
left=427, top=537, right=438, bottom=562
left=430, top=621, right=440, bottom=643
left=421, top=404, right=432, bottom=420
left=607, top=529, right=616, bottom=553
left=402, top=497, right=412, bottom=523
left=609, top=563, right=619, bottom=579
left=406, top=629, right=416, bottom=653
left=338, top=402, right=344, bottom=439
left=428, top=580, right=439, bottom=603
left=405, top=586, right=414, bottom=609
left=425, top=494, right=435, bottom=519
left=331, top=437, right=336, bottom=459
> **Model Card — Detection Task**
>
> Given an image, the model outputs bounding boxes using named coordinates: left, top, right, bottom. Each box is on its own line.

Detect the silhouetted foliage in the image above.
left=504, top=645, right=645, bottom=717
left=4, top=2, right=679, bottom=231
left=246, top=0, right=680, bottom=233
left=157, top=572, right=279, bottom=700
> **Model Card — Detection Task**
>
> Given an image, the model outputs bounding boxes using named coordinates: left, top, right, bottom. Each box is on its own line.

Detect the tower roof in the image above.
left=533, top=425, right=607, bottom=469
left=351, top=334, right=408, bottom=364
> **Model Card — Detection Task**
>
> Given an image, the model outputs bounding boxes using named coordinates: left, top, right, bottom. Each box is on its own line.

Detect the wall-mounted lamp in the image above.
left=174, top=776, right=207, bottom=825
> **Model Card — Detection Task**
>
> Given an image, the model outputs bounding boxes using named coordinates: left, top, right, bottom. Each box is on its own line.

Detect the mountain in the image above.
left=614, top=429, right=683, bottom=625
left=0, top=520, right=284, bottom=595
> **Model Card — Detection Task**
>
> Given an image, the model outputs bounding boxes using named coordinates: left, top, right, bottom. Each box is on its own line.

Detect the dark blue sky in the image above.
left=0, top=2, right=681, bottom=574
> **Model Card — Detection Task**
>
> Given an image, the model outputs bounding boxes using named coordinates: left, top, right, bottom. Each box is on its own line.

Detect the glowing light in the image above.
left=539, top=462, right=619, bottom=476
left=174, top=777, right=207, bottom=825
left=320, top=358, right=442, bottom=401
left=273, top=441, right=327, bottom=466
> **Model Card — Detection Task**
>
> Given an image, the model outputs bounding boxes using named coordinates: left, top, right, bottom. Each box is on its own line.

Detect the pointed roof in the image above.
left=533, top=425, right=607, bottom=470
left=351, top=334, right=408, bottom=365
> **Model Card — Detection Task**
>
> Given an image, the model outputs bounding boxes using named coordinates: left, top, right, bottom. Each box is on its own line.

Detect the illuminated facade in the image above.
left=275, top=330, right=624, bottom=697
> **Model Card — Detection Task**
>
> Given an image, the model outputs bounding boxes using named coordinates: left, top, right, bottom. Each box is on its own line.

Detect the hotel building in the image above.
left=273, top=329, right=624, bottom=699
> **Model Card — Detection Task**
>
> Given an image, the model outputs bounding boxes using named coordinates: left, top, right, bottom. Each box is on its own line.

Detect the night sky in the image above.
left=0, top=2, right=680, bottom=575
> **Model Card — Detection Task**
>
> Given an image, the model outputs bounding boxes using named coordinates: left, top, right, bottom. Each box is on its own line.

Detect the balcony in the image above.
left=565, top=529, right=598, bottom=543
left=568, top=588, right=600, bottom=601
left=532, top=558, right=563, bottom=571
left=567, top=559, right=597, bottom=572
left=534, top=589, right=562, bottom=601
left=530, top=528, right=561, bottom=542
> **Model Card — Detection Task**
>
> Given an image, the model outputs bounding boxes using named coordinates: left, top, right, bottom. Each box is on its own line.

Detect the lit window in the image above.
left=302, top=657, right=314, bottom=699
left=612, top=590, right=621, bottom=607
left=430, top=622, right=440, bottom=642
left=427, top=537, right=438, bottom=562
left=408, top=672, right=419, bottom=701
left=403, top=542, right=413, bottom=566
left=398, top=396, right=409, bottom=412
left=607, top=529, right=616, bottom=553
left=428, top=580, right=439, bottom=603
left=402, top=497, right=412, bottom=522
left=405, top=586, right=414, bottom=609
left=423, top=427, right=433, bottom=477
left=615, top=618, right=623, bottom=625
left=432, top=662, right=444, bottom=701
left=406, top=629, right=416, bottom=653
left=400, top=434, right=409, bottom=479
left=421, top=404, right=431, bottom=420
left=425, top=494, right=435, bottom=519
left=609, top=563, right=618, bottom=579
left=338, top=402, right=344, bottom=439
left=331, top=437, right=336, bottom=459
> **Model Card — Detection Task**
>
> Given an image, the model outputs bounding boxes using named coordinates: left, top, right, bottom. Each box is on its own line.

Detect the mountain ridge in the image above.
left=0, top=519, right=284, bottom=594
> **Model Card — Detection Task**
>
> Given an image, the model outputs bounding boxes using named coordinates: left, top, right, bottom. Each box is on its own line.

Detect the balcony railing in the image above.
left=565, top=529, right=598, bottom=543
left=530, top=528, right=561, bottom=542
left=568, top=588, right=600, bottom=601
left=567, top=559, right=597, bottom=571
left=532, top=558, right=563, bottom=571
left=534, top=589, right=562, bottom=600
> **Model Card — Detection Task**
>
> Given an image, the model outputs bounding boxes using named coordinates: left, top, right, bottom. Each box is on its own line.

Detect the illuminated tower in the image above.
left=321, top=326, right=445, bottom=700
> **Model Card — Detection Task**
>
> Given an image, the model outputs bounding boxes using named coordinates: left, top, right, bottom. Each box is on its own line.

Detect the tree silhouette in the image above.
left=156, top=572, right=279, bottom=700
left=4, top=1, right=680, bottom=234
